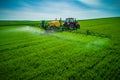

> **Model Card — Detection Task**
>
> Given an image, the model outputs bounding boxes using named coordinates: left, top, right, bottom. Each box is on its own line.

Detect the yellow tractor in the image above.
left=41, top=18, right=80, bottom=31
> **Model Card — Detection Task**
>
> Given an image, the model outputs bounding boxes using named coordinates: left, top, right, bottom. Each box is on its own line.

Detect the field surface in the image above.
left=0, top=17, right=120, bottom=80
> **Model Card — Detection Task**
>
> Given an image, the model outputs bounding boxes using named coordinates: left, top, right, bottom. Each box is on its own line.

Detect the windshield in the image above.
left=66, top=18, right=74, bottom=22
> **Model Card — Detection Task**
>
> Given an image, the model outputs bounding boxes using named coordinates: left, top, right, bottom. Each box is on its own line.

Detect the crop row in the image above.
left=0, top=40, right=112, bottom=80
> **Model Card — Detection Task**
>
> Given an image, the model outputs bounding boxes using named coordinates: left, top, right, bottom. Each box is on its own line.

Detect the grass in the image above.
left=0, top=17, right=120, bottom=80
left=0, top=21, right=40, bottom=27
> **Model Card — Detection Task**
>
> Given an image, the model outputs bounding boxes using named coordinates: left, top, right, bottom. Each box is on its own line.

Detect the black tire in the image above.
left=69, top=24, right=74, bottom=30
left=63, top=24, right=68, bottom=30
left=76, top=24, right=80, bottom=29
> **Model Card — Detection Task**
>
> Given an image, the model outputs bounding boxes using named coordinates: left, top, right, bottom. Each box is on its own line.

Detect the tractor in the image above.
left=63, top=18, right=80, bottom=30
left=41, top=18, right=80, bottom=31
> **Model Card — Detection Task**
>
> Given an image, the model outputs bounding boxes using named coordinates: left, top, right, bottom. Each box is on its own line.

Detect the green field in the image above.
left=0, top=17, right=120, bottom=80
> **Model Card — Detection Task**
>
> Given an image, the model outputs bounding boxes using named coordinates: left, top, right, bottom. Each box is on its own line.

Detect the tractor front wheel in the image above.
left=76, top=24, right=80, bottom=29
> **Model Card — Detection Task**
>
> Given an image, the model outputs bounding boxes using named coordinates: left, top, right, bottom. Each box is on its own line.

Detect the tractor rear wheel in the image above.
left=69, top=24, right=74, bottom=30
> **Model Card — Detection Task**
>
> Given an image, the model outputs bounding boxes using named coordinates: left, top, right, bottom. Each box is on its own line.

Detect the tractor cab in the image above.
left=65, top=18, right=76, bottom=23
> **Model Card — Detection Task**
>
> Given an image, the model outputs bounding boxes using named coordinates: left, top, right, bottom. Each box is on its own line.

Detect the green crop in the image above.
left=0, top=17, right=120, bottom=80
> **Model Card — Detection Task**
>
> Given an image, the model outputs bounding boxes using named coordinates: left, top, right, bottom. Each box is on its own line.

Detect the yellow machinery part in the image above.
left=48, top=20, right=63, bottom=27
